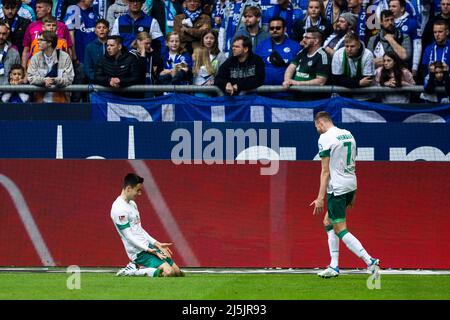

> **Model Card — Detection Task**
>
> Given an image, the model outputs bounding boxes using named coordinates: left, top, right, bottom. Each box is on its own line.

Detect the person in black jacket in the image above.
left=214, top=35, right=265, bottom=95
left=95, top=35, right=144, bottom=97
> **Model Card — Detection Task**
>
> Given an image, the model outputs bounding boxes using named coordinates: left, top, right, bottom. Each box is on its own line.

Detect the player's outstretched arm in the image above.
left=154, top=241, right=173, bottom=258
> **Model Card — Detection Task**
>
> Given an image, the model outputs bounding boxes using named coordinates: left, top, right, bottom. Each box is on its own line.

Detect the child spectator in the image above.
left=421, top=61, right=450, bottom=103
left=84, top=18, right=109, bottom=83
left=1, top=63, right=30, bottom=102
left=28, top=15, right=69, bottom=63
left=374, top=51, right=415, bottom=103
left=158, top=32, right=192, bottom=85
left=200, top=29, right=227, bottom=73
left=192, top=46, right=215, bottom=97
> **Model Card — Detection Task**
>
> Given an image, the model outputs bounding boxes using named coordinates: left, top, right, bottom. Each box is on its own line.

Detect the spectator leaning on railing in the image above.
left=94, top=35, right=143, bottom=97
left=214, top=35, right=265, bottom=96
left=27, top=30, right=74, bottom=103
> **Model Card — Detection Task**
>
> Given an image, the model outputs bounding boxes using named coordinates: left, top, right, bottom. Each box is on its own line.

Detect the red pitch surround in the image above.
left=0, top=160, right=448, bottom=269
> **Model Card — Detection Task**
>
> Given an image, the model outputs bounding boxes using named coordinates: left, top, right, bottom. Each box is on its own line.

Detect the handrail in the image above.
left=0, top=84, right=446, bottom=96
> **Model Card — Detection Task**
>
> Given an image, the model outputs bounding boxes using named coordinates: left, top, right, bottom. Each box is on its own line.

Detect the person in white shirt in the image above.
left=310, top=111, right=381, bottom=279
left=111, top=173, right=183, bottom=277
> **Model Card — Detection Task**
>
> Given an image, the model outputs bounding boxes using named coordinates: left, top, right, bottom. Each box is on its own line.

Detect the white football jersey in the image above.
left=111, top=196, right=156, bottom=261
left=318, top=126, right=357, bottom=196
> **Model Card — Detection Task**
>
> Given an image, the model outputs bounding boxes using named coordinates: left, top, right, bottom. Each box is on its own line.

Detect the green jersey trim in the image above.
left=116, top=222, right=130, bottom=230
left=319, top=149, right=331, bottom=157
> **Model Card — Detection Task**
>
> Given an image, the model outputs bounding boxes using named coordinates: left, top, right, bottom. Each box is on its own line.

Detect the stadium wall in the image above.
left=0, top=160, right=448, bottom=269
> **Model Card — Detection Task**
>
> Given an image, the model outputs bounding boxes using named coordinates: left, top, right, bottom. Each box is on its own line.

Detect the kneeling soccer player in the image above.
left=111, top=173, right=183, bottom=277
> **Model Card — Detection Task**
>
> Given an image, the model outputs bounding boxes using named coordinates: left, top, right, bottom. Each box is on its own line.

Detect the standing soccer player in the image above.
left=310, top=111, right=380, bottom=278
left=111, top=173, right=183, bottom=277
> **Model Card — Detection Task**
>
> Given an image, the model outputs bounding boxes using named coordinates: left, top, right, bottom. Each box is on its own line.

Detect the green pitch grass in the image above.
left=1, top=273, right=449, bottom=300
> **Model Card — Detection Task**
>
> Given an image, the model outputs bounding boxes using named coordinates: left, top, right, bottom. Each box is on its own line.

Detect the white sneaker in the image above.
left=368, top=258, right=381, bottom=279
left=318, top=266, right=340, bottom=278
left=115, top=262, right=137, bottom=276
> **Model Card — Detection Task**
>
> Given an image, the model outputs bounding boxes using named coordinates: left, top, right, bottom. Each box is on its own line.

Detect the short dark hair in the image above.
left=2, top=0, right=21, bottom=9
left=389, top=0, right=406, bottom=8
left=433, top=19, right=449, bottom=29
left=233, top=35, right=252, bottom=52
left=306, top=26, right=324, bottom=44
left=96, top=18, right=110, bottom=29
left=36, top=0, right=53, bottom=7
left=315, top=111, right=333, bottom=122
left=107, top=35, right=123, bottom=45
left=123, top=173, right=144, bottom=189
left=269, top=17, right=286, bottom=28
left=380, top=9, right=394, bottom=20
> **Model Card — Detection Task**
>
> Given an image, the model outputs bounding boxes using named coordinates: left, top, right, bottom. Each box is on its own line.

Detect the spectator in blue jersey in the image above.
left=423, top=0, right=450, bottom=50
left=64, top=0, right=99, bottom=101
left=214, top=35, right=265, bottom=95
left=262, top=0, right=304, bottom=38
left=323, top=12, right=356, bottom=57
left=158, top=31, right=193, bottom=85
left=235, top=6, right=270, bottom=53
left=292, top=0, right=333, bottom=44
left=111, top=0, right=166, bottom=56
left=389, top=0, right=421, bottom=77
left=367, top=10, right=411, bottom=69
left=323, top=0, right=347, bottom=28
left=211, top=0, right=226, bottom=30
left=421, top=60, right=450, bottom=102
left=256, top=17, right=301, bottom=95
left=95, top=35, right=143, bottom=97
left=173, top=0, right=211, bottom=54
left=84, top=18, right=109, bottom=83
left=0, top=0, right=32, bottom=56
left=54, top=0, right=106, bottom=21
left=150, top=0, right=183, bottom=37
left=64, top=0, right=99, bottom=64
left=421, top=19, right=450, bottom=76
left=220, top=0, right=261, bottom=53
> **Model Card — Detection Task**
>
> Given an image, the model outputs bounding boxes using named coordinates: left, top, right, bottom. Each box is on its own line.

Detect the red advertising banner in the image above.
left=0, top=160, right=449, bottom=269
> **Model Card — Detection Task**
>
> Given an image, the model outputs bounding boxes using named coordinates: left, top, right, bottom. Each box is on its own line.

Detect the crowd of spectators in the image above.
left=0, top=0, right=449, bottom=103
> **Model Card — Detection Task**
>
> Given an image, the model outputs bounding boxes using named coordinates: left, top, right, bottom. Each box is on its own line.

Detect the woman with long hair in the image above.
left=374, top=51, right=415, bottom=103
left=192, top=46, right=216, bottom=97
left=200, top=29, right=227, bottom=73
left=292, top=0, right=333, bottom=44
left=130, top=32, right=164, bottom=86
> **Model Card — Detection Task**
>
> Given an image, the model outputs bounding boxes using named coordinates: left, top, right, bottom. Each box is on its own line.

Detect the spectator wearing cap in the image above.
left=111, top=0, right=166, bottom=56
left=0, top=0, right=32, bottom=56
left=323, top=12, right=357, bottom=57
left=173, top=0, right=211, bottom=54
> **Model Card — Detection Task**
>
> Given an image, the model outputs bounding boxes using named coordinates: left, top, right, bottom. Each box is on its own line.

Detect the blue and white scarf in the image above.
left=183, top=8, right=202, bottom=24
left=0, top=44, right=9, bottom=76
left=429, top=42, right=449, bottom=65
left=304, top=15, right=322, bottom=31
left=357, top=5, right=367, bottom=43
left=212, top=0, right=226, bottom=28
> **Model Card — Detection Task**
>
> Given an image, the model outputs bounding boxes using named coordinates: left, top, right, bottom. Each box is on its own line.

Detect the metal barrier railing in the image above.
left=0, top=84, right=445, bottom=96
